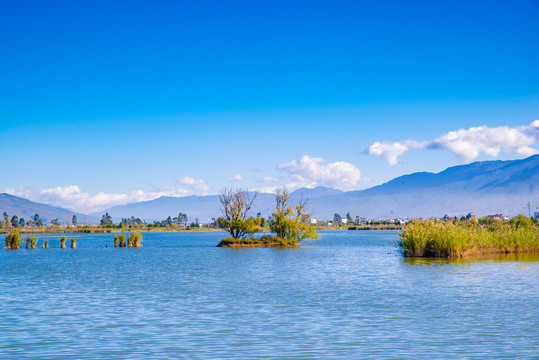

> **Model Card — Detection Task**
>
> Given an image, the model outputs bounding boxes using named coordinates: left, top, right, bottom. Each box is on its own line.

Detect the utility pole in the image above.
left=526, top=201, right=531, bottom=218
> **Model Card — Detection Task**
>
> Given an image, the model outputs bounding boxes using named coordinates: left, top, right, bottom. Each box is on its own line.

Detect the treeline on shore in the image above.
left=399, top=215, right=539, bottom=257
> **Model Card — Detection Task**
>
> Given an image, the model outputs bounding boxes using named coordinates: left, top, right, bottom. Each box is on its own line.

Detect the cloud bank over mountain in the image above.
left=5, top=176, right=211, bottom=214
left=368, top=120, right=539, bottom=166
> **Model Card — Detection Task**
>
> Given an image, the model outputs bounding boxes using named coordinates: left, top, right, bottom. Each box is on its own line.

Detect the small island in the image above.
left=216, top=187, right=318, bottom=248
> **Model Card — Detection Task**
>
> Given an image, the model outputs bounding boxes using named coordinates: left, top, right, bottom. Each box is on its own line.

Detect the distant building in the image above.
left=534, top=212, right=539, bottom=220
left=310, top=218, right=317, bottom=225
left=341, top=218, right=348, bottom=224
left=487, top=214, right=504, bottom=220
left=355, top=216, right=367, bottom=225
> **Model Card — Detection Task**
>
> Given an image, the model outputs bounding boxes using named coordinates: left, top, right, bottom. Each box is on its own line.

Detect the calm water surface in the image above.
left=1, top=231, right=538, bottom=359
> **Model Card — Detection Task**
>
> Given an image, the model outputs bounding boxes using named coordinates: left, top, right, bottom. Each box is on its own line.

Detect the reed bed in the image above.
left=127, top=232, right=142, bottom=248
left=5, top=232, right=21, bottom=250
left=399, top=216, right=539, bottom=257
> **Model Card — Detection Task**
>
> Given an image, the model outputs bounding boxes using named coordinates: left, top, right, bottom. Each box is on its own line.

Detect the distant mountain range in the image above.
left=2, top=155, right=538, bottom=224
left=0, top=193, right=88, bottom=225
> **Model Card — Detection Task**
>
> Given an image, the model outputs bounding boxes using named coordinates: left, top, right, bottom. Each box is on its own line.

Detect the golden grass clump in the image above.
left=25, top=236, right=37, bottom=249
left=117, top=234, right=126, bottom=248
left=71, top=238, right=76, bottom=248
left=127, top=232, right=142, bottom=248
left=5, top=232, right=22, bottom=250
left=399, top=215, right=539, bottom=258
left=60, top=236, right=66, bottom=249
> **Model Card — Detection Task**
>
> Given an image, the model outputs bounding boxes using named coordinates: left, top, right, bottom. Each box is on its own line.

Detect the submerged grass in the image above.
left=399, top=216, right=539, bottom=257
left=217, top=236, right=300, bottom=248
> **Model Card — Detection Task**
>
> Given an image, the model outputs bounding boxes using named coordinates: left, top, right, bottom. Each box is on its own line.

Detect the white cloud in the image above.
left=277, top=155, right=361, bottom=191
left=6, top=177, right=211, bottom=214
left=367, top=140, right=425, bottom=166
left=368, top=121, right=539, bottom=165
left=225, top=174, right=244, bottom=182
left=255, top=186, right=279, bottom=194
left=177, top=176, right=210, bottom=192
left=260, top=176, right=279, bottom=184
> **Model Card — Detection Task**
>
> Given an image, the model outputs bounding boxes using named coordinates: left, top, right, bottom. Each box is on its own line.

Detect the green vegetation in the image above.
left=71, top=238, right=76, bottom=248
left=399, top=215, right=539, bottom=257
left=25, top=236, right=37, bottom=249
left=217, top=236, right=300, bottom=248
left=60, top=236, right=66, bottom=249
left=5, top=232, right=21, bottom=250
left=217, top=187, right=319, bottom=247
left=116, top=234, right=126, bottom=248
left=127, top=232, right=142, bottom=248
left=268, top=188, right=319, bottom=243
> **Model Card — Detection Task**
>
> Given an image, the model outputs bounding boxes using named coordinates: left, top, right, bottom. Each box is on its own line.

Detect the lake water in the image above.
left=1, top=231, right=538, bottom=359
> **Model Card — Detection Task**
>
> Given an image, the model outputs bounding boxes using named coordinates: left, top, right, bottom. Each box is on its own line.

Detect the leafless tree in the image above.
left=219, top=188, right=258, bottom=239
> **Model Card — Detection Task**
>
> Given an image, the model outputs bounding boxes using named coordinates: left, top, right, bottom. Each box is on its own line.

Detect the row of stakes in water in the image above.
left=4, top=233, right=142, bottom=250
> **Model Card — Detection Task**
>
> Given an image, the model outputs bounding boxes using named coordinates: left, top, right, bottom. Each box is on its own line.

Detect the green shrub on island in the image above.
left=268, top=188, right=319, bottom=244
left=127, top=232, right=142, bottom=248
left=399, top=215, right=539, bottom=257
left=5, top=232, right=21, bottom=250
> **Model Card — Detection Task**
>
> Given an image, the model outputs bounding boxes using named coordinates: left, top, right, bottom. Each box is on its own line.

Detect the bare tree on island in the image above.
left=219, top=188, right=260, bottom=239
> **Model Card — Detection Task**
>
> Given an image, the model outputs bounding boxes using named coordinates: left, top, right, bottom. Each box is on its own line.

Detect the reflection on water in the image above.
left=0, top=230, right=537, bottom=359
left=403, top=252, right=539, bottom=267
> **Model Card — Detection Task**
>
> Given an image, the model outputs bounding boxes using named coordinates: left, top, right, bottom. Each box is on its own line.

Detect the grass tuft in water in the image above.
left=117, top=234, right=126, bottom=248
left=127, top=232, right=142, bottom=248
left=5, top=232, right=21, bottom=250
left=71, top=238, right=76, bottom=248
left=60, top=236, right=66, bottom=249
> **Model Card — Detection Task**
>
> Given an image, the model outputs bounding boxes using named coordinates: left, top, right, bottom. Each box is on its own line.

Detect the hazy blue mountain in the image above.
left=4, top=156, right=538, bottom=224
left=0, top=193, right=87, bottom=225
left=307, top=155, right=538, bottom=219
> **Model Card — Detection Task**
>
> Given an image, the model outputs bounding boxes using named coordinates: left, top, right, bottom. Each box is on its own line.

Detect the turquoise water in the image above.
left=1, top=231, right=538, bottom=359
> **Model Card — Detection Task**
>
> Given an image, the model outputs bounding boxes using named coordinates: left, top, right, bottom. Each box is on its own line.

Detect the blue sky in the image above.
left=1, top=0, right=538, bottom=213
